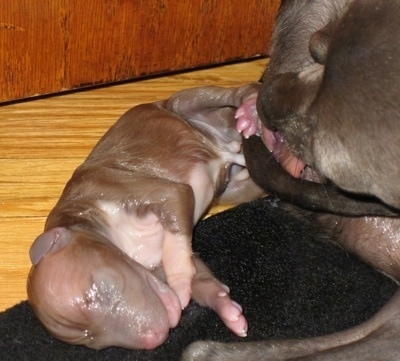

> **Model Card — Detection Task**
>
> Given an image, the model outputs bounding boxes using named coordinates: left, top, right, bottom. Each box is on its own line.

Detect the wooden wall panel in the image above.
left=0, top=0, right=279, bottom=102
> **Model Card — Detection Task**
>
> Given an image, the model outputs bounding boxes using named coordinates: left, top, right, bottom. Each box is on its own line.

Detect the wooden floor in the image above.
left=0, top=58, right=267, bottom=311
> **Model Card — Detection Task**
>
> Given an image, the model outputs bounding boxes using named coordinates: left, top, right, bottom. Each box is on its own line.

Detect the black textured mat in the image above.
left=0, top=197, right=397, bottom=360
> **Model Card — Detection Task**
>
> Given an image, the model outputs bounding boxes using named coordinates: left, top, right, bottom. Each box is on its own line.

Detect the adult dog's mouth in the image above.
left=261, top=126, right=307, bottom=179
left=243, top=125, right=398, bottom=217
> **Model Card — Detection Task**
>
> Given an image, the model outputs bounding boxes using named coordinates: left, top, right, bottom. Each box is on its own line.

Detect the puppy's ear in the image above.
left=29, top=227, right=72, bottom=266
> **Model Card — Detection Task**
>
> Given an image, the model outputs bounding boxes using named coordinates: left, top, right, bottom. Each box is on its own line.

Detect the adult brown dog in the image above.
left=27, top=84, right=263, bottom=350
left=182, top=0, right=400, bottom=360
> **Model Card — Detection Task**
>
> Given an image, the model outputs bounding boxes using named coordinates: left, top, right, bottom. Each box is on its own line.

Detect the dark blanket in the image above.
left=0, top=197, right=397, bottom=361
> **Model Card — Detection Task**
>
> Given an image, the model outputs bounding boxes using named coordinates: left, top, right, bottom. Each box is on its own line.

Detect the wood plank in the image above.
left=0, top=218, right=46, bottom=310
left=0, top=1, right=279, bottom=101
left=0, top=58, right=267, bottom=311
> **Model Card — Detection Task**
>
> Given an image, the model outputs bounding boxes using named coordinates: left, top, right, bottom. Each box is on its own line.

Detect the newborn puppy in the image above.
left=27, top=84, right=263, bottom=350
left=182, top=1, right=400, bottom=360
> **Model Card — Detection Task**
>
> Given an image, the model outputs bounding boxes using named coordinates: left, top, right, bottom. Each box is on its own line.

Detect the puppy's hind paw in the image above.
left=235, top=96, right=260, bottom=139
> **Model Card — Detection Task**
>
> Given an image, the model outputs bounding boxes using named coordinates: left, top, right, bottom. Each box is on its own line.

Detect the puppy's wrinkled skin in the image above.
left=182, top=1, right=400, bottom=360
left=27, top=84, right=263, bottom=350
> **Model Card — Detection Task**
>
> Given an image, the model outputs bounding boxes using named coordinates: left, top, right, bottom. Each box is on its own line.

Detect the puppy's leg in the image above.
left=121, top=179, right=198, bottom=310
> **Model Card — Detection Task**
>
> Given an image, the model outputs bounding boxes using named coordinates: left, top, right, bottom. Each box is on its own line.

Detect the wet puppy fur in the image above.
left=27, top=84, right=263, bottom=350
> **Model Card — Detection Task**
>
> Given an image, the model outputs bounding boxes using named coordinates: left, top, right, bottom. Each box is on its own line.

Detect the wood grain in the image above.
left=0, top=58, right=267, bottom=311
left=0, top=1, right=279, bottom=102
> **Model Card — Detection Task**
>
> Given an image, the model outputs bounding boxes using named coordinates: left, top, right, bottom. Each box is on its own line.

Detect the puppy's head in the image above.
left=28, top=227, right=181, bottom=350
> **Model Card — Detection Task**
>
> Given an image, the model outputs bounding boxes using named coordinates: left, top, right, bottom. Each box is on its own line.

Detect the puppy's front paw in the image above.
left=192, top=275, right=248, bottom=337
left=209, top=288, right=248, bottom=337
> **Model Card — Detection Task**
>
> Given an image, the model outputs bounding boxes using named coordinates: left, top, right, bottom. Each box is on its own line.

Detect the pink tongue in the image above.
left=261, top=127, right=306, bottom=178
